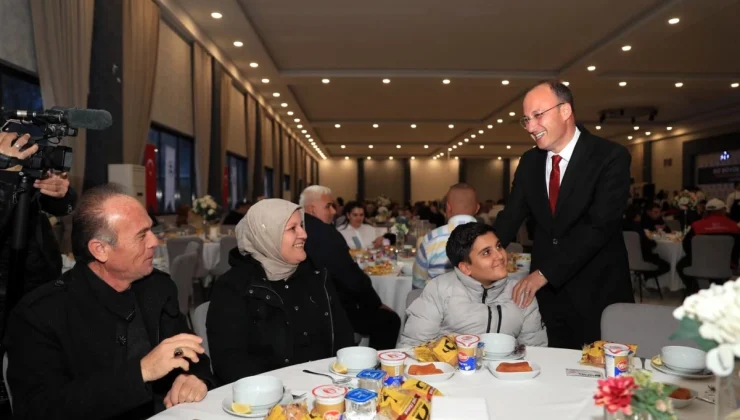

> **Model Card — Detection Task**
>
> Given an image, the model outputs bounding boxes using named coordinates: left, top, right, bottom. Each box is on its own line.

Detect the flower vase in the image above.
left=396, top=233, right=405, bottom=249
left=715, top=361, right=740, bottom=420
left=604, top=409, right=653, bottom=420
left=200, top=219, right=208, bottom=240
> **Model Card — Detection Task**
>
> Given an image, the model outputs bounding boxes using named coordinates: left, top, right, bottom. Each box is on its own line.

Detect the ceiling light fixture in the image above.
left=634, top=126, right=639, bottom=130
left=666, top=126, right=673, bottom=131
left=367, top=156, right=371, bottom=160
left=396, top=145, right=401, bottom=149
left=233, top=41, right=243, bottom=47
left=411, top=124, right=417, bottom=128
left=497, top=157, right=502, bottom=161
left=675, top=82, right=684, bottom=88
left=250, top=62, right=259, bottom=68
left=509, top=112, right=515, bottom=116
left=502, top=80, right=510, bottom=85
left=622, top=45, right=632, bottom=51
left=294, top=118, right=300, bottom=122
left=587, top=65, right=596, bottom=71
left=345, top=156, right=349, bottom=160
left=455, top=156, right=459, bottom=160
left=341, top=145, right=346, bottom=148
left=596, top=125, right=602, bottom=130
left=471, top=134, right=476, bottom=138
left=479, top=145, right=484, bottom=149
left=732, top=83, right=739, bottom=88
left=382, top=79, right=391, bottom=84
left=301, top=130, right=307, bottom=133
left=273, top=92, right=280, bottom=97
left=478, top=129, right=484, bottom=134
left=211, top=12, right=223, bottom=19
left=562, top=81, right=570, bottom=86
left=287, top=111, right=294, bottom=116
left=487, top=124, right=493, bottom=129
left=261, top=78, right=270, bottom=84
left=464, top=138, right=469, bottom=142
left=628, top=136, right=633, bottom=140
left=389, top=156, right=394, bottom=160
left=448, top=124, right=454, bottom=129
left=368, top=145, right=373, bottom=149
left=443, top=79, right=451, bottom=84
left=335, top=124, right=341, bottom=128
left=619, top=81, right=627, bottom=87
left=453, top=145, right=457, bottom=149
left=433, top=157, right=437, bottom=160
left=322, top=78, right=330, bottom=84
left=297, top=124, right=303, bottom=129
left=281, top=103, right=288, bottom=108
left=448, top=147, right=452, bottom=151
left=411, top=156, right=415, bottom=160
left=506, top=145, right=511, bottom=149
left=668, top=17, right=680, bottom=25
left=645, top=131, right=652, bottom=136
left=458, top=142, right=463, bottom=145
left=373, top=124, right=379, bottom=128
left=424, top=145, right=429, bottom=148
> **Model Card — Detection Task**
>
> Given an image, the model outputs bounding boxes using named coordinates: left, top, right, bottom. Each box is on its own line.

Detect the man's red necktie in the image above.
left=549, top=155, right=562, bottom=214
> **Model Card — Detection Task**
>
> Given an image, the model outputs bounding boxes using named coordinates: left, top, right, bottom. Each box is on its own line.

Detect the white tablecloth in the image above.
left=155, top=242, right=221, bottom=272
left=653, top=239, right=685, bottom=291
left=370, top=272, right=413, bottom=333
left=148, top=346, right=714, bottom=420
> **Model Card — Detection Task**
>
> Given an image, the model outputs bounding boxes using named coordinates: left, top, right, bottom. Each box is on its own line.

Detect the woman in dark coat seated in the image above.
left=207, top=199, right=355, bottom=383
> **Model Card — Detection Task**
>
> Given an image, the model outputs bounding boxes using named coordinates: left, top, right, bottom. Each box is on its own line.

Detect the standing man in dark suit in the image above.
left=300, top=186, right=401, bottom=350
left=493, top=81, right=633, bottom=350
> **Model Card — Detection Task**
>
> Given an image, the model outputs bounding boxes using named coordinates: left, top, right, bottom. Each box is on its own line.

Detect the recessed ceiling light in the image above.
left=389, top=156, right=394, bottom=160
left=448, top=124, right=454, bottom=129
left=322, top=78, right=330, bottom=84
left=368, top=145, right=373, bottom=149
left=666, top=126, right=673, bottom=131
left=668, top=17, right=680, bottom=25
left=344, top=156, right=349, bottom=160
left=634, top=126, right=639, bottom=130
left=675, top=82, right=684, bottom=88
left=281, top=103, right=288, bottom=108
left=506, top=145, right=511, bottom=149
left=487, top=124, right=493, bottom=129
left=250, top=62, right=259, bottom=68
left=455, top=156, right=459, bottom=160
left=294, top=118, right=300, bottom=122
left=509, top=112, right=516, bottom=116
left=287, top=111, right=294, bottom=116
left=587, top=65, right=596, bottom=71
left=335, top=124, right=341, bottom=128
left=433, top=157, right=437, bottom=160
left=301, top=130, right=307, bottom=133
left=478, top=129, right=484, bottom=134
left=497, top=157, right=502, bottom=160
left=479, top=145, right=485, bottom=149
left=645, top=131, right=651, bottom=136
left=424, top=145, right=429, bottom=148
left=622, top=45, right=632, bottom=51
left=273, top=92, right=280, bottom=97
left=297, top=124, right=303, bottom=129
left=261, top=78, right=270, bottom=84
left=464, top=138, right=469, bottom=142
left=448, top=147, right=452, bottom=151
left=471, top=134, right=476, bottom=138
left=458, top=142, right=463, bottom=145
left=411, top=124, right=417, bottom=128
left=628, top=136, right=633, bottom=140
left=211, top=12, right=222, bottom=19
left=619, top=81, right=627, bottom=87
left=453, top=145, right=457, bottom=149
left=562, top=81, right=570, bottom=86
left=596, top=125, right=602, bottom=130
left=732, top=83, right=739, bottom=88
left=233, top=41, right=244, bottom=47
left=497, top=119, right=503, bottom=123
left=341, top=145, right=346, bottom=149
left=373, top=124, right=379, bottom=128
left=367, top=156, right=371, bottom=160
left=305, top=134, right=311, bottom=138
left=396, top=145, right=401, bottom=149
left=411, top=156, right=415, bottom=160
left=502, top=80, right=510, bottom=85
left=443, top=79, right=451, bottom=85
left=382, top=79, right=391, bottom=84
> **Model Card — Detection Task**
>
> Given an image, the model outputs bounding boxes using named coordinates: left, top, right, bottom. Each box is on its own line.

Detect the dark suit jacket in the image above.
left=493, top=129, right=633, bottom=317
left=303, top=214, right=383, bottom=328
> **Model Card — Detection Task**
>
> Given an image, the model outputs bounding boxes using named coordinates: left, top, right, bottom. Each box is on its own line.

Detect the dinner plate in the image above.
left=222, top=389, right=293, bottom=418
left=483, top=346, right=526, bottom=361
left=487, top=360, right=541, bottom=380
left=404, top=361, right=456, bottom=383
left=651, top=360, right=712, bottom=379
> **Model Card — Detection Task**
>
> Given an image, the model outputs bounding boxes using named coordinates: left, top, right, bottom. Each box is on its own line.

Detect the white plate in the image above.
left=483, top=347, right=526, bottom=361
left=404, top=361, right=456, bottom=383
left=651, top=361, right=712, bottom=379
left=222, top=389, right=293, bottom=418
left=487, top=361, right=541, bottom=380
left=328, top=359, right=378, bottom=377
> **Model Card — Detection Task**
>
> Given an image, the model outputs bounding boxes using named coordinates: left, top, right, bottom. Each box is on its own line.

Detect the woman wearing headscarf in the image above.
left=207, top=199, right=355, bottom=383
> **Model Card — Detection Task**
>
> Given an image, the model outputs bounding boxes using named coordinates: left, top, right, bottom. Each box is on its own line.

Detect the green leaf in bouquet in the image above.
left=669, top=317, right=718, bottom=351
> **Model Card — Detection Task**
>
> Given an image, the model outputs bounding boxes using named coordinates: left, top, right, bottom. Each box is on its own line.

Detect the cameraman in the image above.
left=0, top=132, right=77, bottom=337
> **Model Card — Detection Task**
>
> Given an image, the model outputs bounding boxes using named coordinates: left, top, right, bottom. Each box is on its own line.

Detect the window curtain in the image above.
left=219, top=71, right=232, bottom=194
left=122, top=0, right=160, bottom=165
left=192, top=43, right=212, bottom=196
left=246, top=95, right=257, bottom=199
left=29, top=0, right=94, bottom=194
left=273, top=124, right=281, bottom=198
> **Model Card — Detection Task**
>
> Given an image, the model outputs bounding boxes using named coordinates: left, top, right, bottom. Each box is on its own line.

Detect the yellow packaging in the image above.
left=413, top=346, right=435, bottom=362
left=266, top=402, right=322, bottom=420
left=579, top=341, right=638, bottom=367
left=378, top=387, right=432, bottom=420
left=400, top=379, right=443, bottom=401
left=430, top=335, right=458, bottom=366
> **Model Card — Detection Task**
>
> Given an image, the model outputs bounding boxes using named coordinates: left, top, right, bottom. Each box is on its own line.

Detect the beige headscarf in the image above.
left=236, top=199, right=303, bottom=281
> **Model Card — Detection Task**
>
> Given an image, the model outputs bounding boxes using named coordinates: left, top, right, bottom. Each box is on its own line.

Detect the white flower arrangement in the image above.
left=192, top=195, right=222, bottom=223
left=672, top=278, right=740, bottom=377
left=376, top=195, right=392, bottom=208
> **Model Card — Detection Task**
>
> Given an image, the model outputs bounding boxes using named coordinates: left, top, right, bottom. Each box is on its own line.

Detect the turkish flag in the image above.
left=222, top=166, right=229, bottom=207
left=144, top=144, right=157, bottom=213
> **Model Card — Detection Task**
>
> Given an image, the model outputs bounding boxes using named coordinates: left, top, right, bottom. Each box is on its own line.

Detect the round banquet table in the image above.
left=370, top=272, right=413, bottom=333
left=147, top=346, right=714, bottom=420
left=653, top=239, right=686, bottom=291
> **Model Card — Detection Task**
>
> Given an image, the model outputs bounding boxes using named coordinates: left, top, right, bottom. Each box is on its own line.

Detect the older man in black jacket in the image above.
left=4, top=184, right=215, bottom=420
left=300, top=186, right=401, bottom=350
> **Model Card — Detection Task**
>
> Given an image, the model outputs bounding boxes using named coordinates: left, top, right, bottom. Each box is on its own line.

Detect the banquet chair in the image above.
left=191, top=302, right=211, bottom=359
left=601, top=303, right=698, bottom=359
left=166, top=237, right=205, bottom=274
left=664, top=219, right=681, bottom=233
left=682, top=235, right=734, bottom=283
left=211, top=236, right=238, bottom=278
left=3, top=352, right=11, bottom=411
left=170, top=251, right=198, bottom=316
left=506, top=242, right=524, bottom=254
left=623, top=231, right=662, bottom=302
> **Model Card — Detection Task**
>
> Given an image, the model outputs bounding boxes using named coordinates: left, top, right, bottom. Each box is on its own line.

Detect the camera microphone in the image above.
left=2, top=107, right=112, bottom=130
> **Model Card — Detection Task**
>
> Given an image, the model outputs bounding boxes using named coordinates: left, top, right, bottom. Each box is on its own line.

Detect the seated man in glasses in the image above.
left=400, top=222, right=547, bottom=347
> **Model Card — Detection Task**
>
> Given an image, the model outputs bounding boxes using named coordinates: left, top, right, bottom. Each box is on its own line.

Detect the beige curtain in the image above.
left=122, top=0, right=160, bottom=165
left=273, top=125, right=281, bottom=197
left=30, top=0, right=94, bottom=193
left=219, top=71, right=232, bottom=200
left=246, top=96, right=257, bottom=199
left=192, top=43, right=212, bottom=196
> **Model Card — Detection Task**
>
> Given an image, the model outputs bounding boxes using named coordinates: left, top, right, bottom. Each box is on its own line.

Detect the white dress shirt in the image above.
left=337, top=224, right=378, bottom=249
left=545, top=127, right=581, bottom=197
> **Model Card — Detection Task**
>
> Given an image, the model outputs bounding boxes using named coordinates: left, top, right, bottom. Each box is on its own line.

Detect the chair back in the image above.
left=212, top=236, right=238, bottom=278
left=3, top=352, right=11, bottom=411
left=623, top=232, right=658, bottom=272
left=683, top=235, right=734, bottom=279
left=191, top=302, right=211, bottom=357
left=166, top=237, right=203, bottom=270
left=601, top=303, right=698, bottom=359
left=170, top=251, right=198, bottom=314
left=665, top=219, right=681, bottom=233
left=406, top=289, right=423, bottom=310
left=506, top=242, right=524, bottom=254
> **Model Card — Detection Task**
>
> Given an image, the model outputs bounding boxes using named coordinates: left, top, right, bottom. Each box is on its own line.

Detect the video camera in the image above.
left=0, top=106, right=112, bottom=178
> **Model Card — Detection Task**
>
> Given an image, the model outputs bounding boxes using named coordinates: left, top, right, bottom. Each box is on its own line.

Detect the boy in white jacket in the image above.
left=400, top=222, right=547, bottom=347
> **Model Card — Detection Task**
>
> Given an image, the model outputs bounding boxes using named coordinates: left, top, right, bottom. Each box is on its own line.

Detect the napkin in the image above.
left=431, top=396, right=489, bottom=420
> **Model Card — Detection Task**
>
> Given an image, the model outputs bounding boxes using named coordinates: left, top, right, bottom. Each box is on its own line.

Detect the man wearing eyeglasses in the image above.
left=493, top=81, right=633, bottom=350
